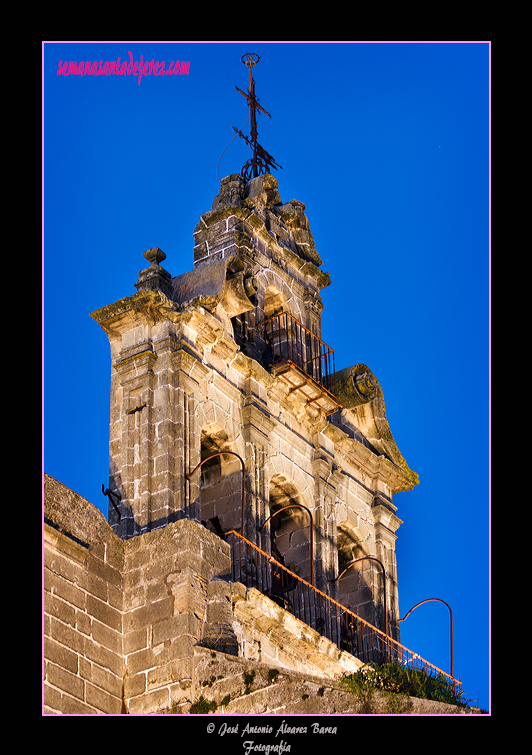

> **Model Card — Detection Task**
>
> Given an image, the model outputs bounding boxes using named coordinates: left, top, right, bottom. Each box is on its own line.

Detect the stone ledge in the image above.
left=232, top=586, right=363, bottom=680
left=162, top=648, right=480, bottom=715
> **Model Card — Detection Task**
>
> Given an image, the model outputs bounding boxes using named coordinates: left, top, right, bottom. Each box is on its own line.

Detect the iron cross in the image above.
left=233, top=53, right=282, bottom=180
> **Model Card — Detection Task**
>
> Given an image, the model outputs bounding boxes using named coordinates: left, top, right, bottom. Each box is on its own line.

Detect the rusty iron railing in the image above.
left=258, top=312, right=336, bottom=396
left=226, top=530, right=462, bottom=698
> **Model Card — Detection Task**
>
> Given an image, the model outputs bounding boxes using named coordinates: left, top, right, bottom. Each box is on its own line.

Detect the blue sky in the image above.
left=43, top=41, right=490, bottom=712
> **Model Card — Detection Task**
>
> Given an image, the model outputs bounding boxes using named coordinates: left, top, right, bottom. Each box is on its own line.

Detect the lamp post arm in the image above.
left=398, top=598, right=453, bottom=678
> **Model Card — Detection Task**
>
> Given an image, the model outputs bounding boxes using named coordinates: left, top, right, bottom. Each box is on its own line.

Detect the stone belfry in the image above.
left=90, top=54, right=418, bottom=640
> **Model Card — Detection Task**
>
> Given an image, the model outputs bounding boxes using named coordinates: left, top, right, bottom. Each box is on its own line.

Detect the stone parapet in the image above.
left=44, top=475, right=367, bottom=714
left=44, top=474, right=125, bottom=714
left=44, top=475, right=474, bottom=715
left=163, top=648, right=479, bottom=716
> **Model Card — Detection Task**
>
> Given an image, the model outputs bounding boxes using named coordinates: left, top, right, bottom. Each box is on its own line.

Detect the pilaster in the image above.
left=242, top=402, right=276, bottom=547
left=112, top=344, right=157, bottom=538
left=170, top=341, right=210, bottom=525
left=372, top=494, right=403, bottom=639
left=311, top=455, right=342, bottom=593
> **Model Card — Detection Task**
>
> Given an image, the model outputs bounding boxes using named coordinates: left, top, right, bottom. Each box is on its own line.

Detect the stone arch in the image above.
left=198, top=421, right=243, bottom=536
left=264, top=286, right=287, bottom=319
left=336, top=521, right=381, bottom=630
left=267, top=473, right=312, bottom=588
left=255, top=269, right=304, bottom=323
left=233, top=269, right=305, bottom=365
left=337, top=521, right=370, bottom=568
left=196, top=401, right=244, bottom=456
left=267, top=453, right=313, bottom=507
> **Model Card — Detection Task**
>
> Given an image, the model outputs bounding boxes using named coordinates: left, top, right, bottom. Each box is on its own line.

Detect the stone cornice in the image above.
left=372, top=495, right=403, bottom=537
left=90, top=289, right=179, bottom=337
left=322, top=422, right=417, bottom=494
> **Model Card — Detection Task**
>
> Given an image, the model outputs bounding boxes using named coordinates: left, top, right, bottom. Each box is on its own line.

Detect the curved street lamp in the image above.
left=398, top=598, right=454, bottom=678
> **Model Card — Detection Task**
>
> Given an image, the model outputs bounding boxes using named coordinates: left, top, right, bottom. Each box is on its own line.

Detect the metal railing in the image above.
left=258, top=312, right=336, bottom=396
left=227, top=530, right=462, bottom=698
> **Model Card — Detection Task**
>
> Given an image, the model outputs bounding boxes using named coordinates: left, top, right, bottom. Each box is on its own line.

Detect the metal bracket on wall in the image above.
left=102, top=484, right=122, bottom=521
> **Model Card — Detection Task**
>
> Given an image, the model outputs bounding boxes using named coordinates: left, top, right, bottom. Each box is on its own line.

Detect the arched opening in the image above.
left=264, top=286, right=287, bottom=319
left=199, top=424, right=242, bottom=536
left=336, top=523, right=381, bottom=629
left=261, top=287, right=295, bottom=369
left=266, top=476, right=312, bottom=607
left=230, top=276, right=259, bottom=357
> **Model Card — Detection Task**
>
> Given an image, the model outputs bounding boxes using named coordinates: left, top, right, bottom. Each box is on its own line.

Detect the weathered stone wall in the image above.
left=44, top=475, right=475, bottom=715
left=232, top=585, right=362, bottom=680
left=43, top=475, right=362, bottom=715
left=89, top=172, right=421, bottom=649
left=44, top=474, right=125, bottom=714
left=96, top=304, right=404, bottom=632
left=44, top=473, right=234, bottom=714
left=164, top=648, right=477, bottom=715
left=121, top=514, right=233, bottom=714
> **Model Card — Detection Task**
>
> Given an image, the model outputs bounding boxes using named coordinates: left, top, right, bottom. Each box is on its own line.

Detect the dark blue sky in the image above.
left=43, top=41, right=490, bottom=711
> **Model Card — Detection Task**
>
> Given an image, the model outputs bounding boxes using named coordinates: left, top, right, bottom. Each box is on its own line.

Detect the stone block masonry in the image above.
left=44, top=475, right=125, bottom=714
left=44, top=474, right=232, bottom=714
left=164, top=648, right=476, bottom=715
left=89, top=173, right=421, bottom=644
left=44, top=474, right=477, bottom=714
left=121, top=510, right=233, bottom=714
left=44, top=474, right=362, bottom=714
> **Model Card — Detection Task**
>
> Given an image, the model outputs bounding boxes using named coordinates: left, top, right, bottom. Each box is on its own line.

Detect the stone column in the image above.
left=311, top=457, right=342, bottom=593
left=372, top=491, right=403, bottom=640
left=242, top=402, right=275, bottom=548
left=170, top=341, right=209, bottom=525
left=112, top=345, right=157, bottom=538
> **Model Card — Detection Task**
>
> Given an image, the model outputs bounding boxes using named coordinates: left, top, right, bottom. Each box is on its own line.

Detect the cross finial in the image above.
left=242, top=52, right=259, bottom=73
left=233, top=53, right=282, bottom=181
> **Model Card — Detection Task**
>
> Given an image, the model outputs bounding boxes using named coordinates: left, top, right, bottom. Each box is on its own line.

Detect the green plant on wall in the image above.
left=244, top=670, right=256, bottom=695
left=189, top=696, right=217, bottom=714
left=341, top=663, right=465, bottom=708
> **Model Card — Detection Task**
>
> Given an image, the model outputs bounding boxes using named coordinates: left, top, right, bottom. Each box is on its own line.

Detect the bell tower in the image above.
left=90, top=54, right=418, bottom=641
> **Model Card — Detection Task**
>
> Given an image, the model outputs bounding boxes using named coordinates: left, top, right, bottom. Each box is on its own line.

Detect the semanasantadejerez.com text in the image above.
left=57, top=51, right=190, bottom=84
